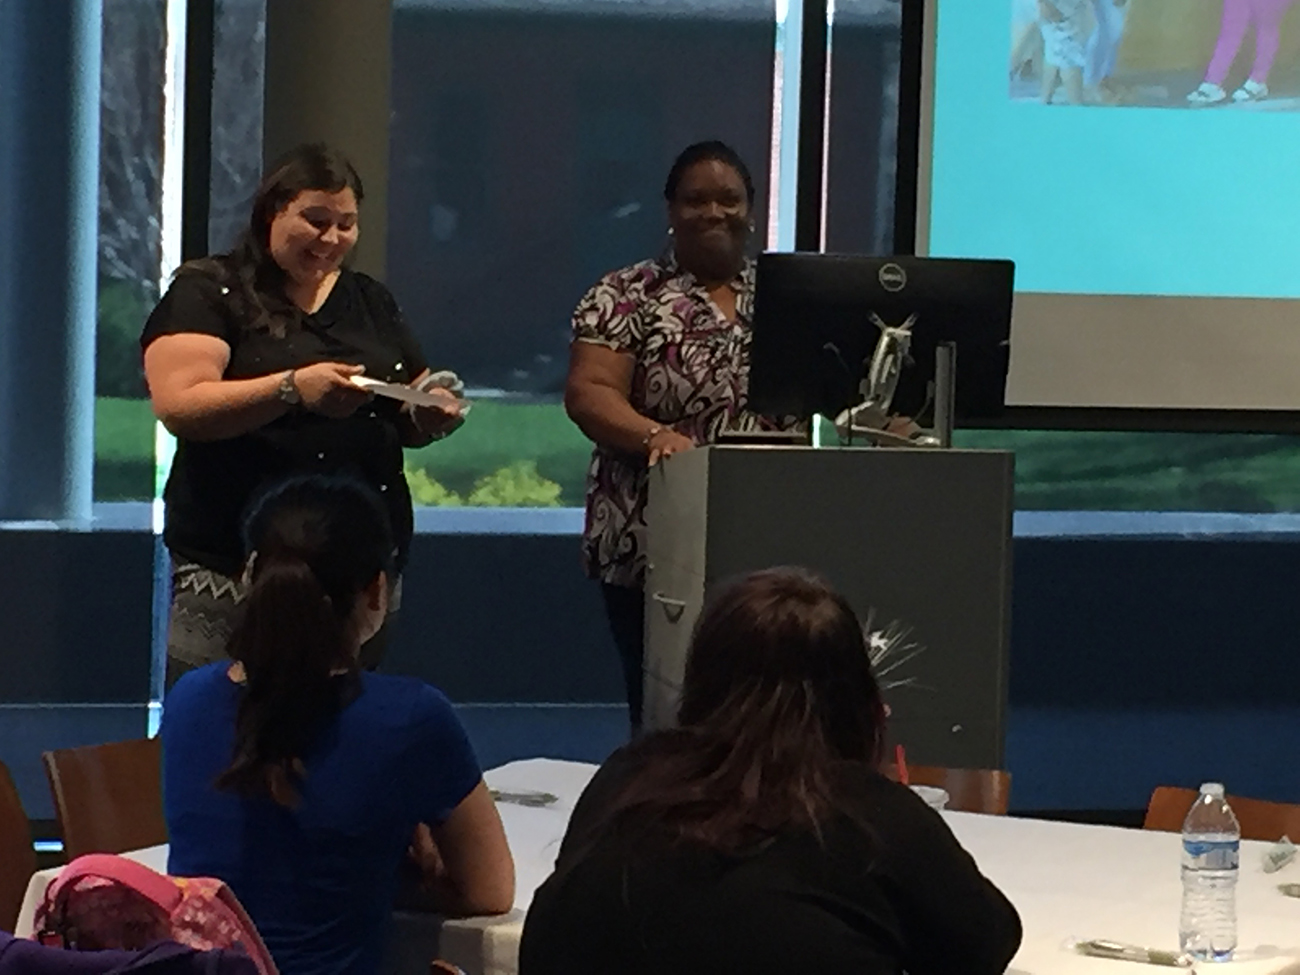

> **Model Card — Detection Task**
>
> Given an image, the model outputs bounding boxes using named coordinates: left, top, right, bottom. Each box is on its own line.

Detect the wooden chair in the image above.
left=885, top=764, right=1012, bottom=815
left=42, top=737, right=167, bottom=860
left=1144, top=785, right=1300, bottom=843
left=1, top=759, right=37, bottom=932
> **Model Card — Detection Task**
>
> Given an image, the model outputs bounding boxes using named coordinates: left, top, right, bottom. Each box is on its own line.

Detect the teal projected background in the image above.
left=915, top=0, right=1300, bottom=515
left=929, top=0, right=1300, bottom=299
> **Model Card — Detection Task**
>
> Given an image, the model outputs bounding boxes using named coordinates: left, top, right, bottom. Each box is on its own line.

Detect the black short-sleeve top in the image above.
left=140, top=266, right=428, bottom=576
left=519, top=744, right=1023, bottom=975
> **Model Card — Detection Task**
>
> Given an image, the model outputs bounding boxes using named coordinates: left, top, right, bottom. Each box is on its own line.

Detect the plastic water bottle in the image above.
left=1179, top=782, right=1240, bottom=961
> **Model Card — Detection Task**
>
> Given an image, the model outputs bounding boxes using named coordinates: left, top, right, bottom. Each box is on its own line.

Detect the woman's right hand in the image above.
left=293, top=361, right=372, bottom=417
left=648, top=428, right=695, bottom=466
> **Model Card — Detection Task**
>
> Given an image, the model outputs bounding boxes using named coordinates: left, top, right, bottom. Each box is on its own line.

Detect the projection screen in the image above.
left=913, top=0, right=1300, bottom=412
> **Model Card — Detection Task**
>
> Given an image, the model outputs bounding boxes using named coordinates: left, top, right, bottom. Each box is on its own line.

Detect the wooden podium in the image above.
left=644, top=445, right=1014, bottom=769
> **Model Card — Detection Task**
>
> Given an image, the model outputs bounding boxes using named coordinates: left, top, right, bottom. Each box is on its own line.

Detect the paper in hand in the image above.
left=350, top=375, right=471, bottom=414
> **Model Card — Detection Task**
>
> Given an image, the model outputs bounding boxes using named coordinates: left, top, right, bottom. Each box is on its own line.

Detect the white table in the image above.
left=19, top=761, right=1300, bottom=975
left=947, top=812, right=1300, bottom=975
left=437, top=759, right=599, bottom=975
left=443, top=767, right=1300, bottom=975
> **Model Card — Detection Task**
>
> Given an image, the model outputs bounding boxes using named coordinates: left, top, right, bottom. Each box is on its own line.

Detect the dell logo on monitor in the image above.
left=879, top=263, right=907, bottom=292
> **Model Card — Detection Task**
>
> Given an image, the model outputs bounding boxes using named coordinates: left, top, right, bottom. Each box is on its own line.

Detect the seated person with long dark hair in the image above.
left=519, top=568, right=1021, bottom=975
left=162, top=476, right=514, bottom=975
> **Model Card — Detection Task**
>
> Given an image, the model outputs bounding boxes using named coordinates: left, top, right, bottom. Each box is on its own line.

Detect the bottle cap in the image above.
left=1201, top=782, right=1225, bottom=797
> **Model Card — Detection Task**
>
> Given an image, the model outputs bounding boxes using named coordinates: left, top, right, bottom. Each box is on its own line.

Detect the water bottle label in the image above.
left=1184, top=838, right=1240, bottom=869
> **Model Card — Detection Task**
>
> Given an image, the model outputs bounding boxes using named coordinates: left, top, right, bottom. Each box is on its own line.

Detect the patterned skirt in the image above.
left=165, top=563, right=247, bottom=687
left=165, top=560, right=401, bottom=687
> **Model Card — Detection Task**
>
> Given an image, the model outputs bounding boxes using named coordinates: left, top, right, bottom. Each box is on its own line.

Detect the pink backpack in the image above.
left=33, top=854, right=277, bottom=975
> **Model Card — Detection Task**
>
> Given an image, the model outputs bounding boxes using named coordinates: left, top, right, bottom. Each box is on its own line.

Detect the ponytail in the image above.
left=213, top=475, right=393, bottom=808
left=216, top=556, right=357, bottom=806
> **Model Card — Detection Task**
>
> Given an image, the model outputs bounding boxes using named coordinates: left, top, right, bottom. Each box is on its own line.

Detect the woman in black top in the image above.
left=519, top=568, right=1022, bottom=975
left=142, top=144, right=463, bottom=685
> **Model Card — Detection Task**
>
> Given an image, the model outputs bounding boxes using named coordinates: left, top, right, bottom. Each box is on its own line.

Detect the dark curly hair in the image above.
left=663, top=140, right=756, bottom=207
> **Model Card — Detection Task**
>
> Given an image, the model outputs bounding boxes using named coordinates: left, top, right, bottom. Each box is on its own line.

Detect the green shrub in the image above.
left=465, top=461, right=563, bottom=507
left=404, top=466, right=463, bottom=506
left=403, top=400, right=591, bottom=504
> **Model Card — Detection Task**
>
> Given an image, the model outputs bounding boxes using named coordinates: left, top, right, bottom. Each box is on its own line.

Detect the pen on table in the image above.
left=1074, top=940, right=1191, bottom=968
left=896, top=744, right=909, bottom=786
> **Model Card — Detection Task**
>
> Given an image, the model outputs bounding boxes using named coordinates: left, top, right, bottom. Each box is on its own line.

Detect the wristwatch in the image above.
left=277, top=369, right=301, bottom=406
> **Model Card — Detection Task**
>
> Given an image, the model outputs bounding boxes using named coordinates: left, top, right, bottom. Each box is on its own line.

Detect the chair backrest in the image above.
left=42, top=737, right=167, bottom=859
left=1145, top=785, right=1300, bottom=842
left=885, top=764, right=1012, bottom=815
left=0, top=759, right=37, bottom=932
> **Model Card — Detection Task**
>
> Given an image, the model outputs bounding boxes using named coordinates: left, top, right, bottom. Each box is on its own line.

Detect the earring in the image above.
left=667, top=227, right=675, bottom=236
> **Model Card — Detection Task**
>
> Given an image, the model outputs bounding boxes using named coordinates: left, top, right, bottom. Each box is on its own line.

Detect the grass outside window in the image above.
left=93, top=396, right=1300, bottom=512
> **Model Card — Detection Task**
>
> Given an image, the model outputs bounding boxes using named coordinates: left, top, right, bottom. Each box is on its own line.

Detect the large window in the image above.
left=388, top=0, right=778, bottom=507
left=954, top=429, right=1300, bottom=513
left=94, top=0, right=167, bottom=502
left=208, top=0, right=266, bottom=255
left=826, top=0, right=900, bottom=257
left=92, top=0, right=267, bottom=504
left=89, top=0, right=1300, bottom=516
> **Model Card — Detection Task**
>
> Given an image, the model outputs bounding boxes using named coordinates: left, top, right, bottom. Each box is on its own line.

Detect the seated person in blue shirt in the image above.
left=163, top=475, right=514, bottom=975
left=519, top=568, right=1022, bottom=975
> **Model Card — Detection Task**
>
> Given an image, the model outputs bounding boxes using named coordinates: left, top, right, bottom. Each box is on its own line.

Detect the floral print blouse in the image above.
left=574, top=253, right=787, bottom=588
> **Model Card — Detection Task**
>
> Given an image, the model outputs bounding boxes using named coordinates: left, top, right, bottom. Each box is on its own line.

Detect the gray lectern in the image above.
left=644, top=445, right=1014, bottom=770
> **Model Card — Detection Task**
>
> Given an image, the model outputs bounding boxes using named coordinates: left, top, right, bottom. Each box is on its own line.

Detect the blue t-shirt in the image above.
left=162, top=664, right=481, bottom=975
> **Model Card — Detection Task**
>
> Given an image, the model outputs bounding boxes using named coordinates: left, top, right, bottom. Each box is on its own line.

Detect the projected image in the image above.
left=1010, top=0, right=1300, bottom=108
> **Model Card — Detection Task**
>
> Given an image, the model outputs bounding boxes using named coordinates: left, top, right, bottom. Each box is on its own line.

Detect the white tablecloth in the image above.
left=446, top=767, right=1300, bottom=975
left=437, top=759, right=599, bottom=975
left=946, top=812, right=1300, bottom=975
left=18, top=760, right=1300, bottom=975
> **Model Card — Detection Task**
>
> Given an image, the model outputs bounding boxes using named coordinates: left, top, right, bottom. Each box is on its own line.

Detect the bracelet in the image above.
left=276, top=369, right=301, bottom=407
left=641, top=424, right=663, bottom=448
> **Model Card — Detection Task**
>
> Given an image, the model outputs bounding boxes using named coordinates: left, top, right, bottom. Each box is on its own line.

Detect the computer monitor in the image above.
left=748, top=254, right=1014, bottom=424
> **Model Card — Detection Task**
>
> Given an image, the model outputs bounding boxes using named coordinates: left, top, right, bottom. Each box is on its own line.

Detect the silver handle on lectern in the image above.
left=651, top=591, right=688, bottom=622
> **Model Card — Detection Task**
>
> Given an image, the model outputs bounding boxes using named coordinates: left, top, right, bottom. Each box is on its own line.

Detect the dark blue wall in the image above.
left=3, top=529, right=1299, bottom=816
left=1006, top=537, right=1300, bottom=810
left=1011, top=538, right=1300, bottom=710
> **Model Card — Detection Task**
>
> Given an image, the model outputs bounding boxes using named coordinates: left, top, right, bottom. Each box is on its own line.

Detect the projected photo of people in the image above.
left=1009, top=0, right=1300, bottom=109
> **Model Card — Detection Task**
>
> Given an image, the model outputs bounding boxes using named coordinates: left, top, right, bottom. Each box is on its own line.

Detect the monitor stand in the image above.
left=931, top=341, right=957, bottom=448
left=832, top=313, right=956, bottom=448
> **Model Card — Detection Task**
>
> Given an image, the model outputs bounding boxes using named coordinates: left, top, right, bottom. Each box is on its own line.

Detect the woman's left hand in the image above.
left=411, top=387, right=464, bottom=437
left=410, top=823, right=447, bottom=880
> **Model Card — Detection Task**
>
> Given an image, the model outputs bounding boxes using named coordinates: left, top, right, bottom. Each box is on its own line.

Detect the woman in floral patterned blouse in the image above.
left=564, top=141, right=785, bottom=732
